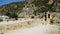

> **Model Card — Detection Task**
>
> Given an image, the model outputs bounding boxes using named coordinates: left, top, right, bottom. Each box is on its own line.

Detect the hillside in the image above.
left=0, top=0, right=59, bottom=16
left=0, top=1, right=25, bottom=15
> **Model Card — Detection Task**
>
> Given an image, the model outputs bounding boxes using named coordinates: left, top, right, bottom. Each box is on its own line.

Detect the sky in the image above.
left=0, top=0, right=25, bottom=6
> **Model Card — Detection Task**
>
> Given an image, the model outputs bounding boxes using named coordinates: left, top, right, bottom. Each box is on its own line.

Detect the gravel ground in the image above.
left=1, top=24, right=60, bottom=34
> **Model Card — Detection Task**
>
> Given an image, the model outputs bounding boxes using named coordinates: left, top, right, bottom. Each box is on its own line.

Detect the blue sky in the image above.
left=0, top=0, right=25, bottom=6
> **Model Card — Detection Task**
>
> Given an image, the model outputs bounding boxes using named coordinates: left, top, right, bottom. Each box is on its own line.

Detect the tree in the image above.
left=11, top=13, right=18, bottom=20
left=31, top=16, right=34, bottom=19
left=5, top=12, right=18, bottom=20
left=6, top=12, right=10, bottom=16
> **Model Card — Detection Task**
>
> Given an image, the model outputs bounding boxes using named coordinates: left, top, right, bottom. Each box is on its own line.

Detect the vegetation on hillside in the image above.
left=0, top=2, right=25, bottom=15
left=0, top=0, right=58, bottom=18
left=33, top=0, right=56, bottom=15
